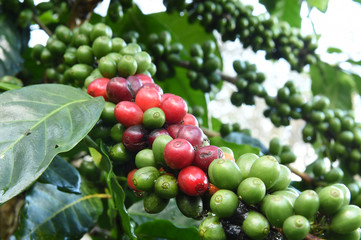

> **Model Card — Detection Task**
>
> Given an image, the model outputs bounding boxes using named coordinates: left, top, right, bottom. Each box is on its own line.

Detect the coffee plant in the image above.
left=1, top=0, right=361, bottom=239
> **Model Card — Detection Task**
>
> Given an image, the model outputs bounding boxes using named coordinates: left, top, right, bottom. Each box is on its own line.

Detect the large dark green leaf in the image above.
left=14, top=181, right=105, bottom=239
left=0, top=84, right=104, bottom=204
left=267, top=0, right=302, bottom=28
left=0, top=15, right=29, bottom=76
left=128, top=198, right=201, bottom=228
left=310, top=62, right=355, bottom=110
left=307, top=0, right=330, bottom=12
left=209, top=136, right=260, bottom=160
left=38, top=155, right=81, bottom=194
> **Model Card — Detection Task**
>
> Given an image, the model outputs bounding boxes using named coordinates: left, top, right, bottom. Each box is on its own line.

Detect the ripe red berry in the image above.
left=135, top=87, right=161, bottom=112
left=114, top=101, right=143, bottom=127
left=166, top=124, right=182, bottom=139
left=127, top=75, right=143, bottom=96
left=147, top=128, right=170, bottom=147
left=106, top=77, right=132, bottom=103
left=164, top=138, right=195, bottom=169
left=159, top=95, right=188, bottom=124
left=141, top=83, right=163, bottom=95
left=135, top=73, right=154, bottom=84
left=182, top=113, right=199, bottom=127
left=176, top=125, right=204, bottom=148
left=194, top=145, right=224, bottom=172
left=87, top=78, right=110, bottom=100
left=127, top=169, right=138, bottom=191
left=122, top=124, right=149, bottom=152
left=178, top=166, right=209, bottom=196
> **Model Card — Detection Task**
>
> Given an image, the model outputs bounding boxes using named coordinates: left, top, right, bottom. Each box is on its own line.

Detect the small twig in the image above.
left=288, top=165, right=314, bottom=185
left=201, top=127, right=220, bottom=138
left=32, top=15, right=53, bottom=36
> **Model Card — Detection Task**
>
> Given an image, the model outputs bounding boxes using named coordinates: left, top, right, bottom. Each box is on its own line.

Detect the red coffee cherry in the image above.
left=114, top=101, right=143, bottom=127
left=106, top=77, right=132, bottom=103
left=87, top=77, right=110, bottom=100
left=164, top=138, right=195, bottom=169
left=135, top=87, right=162, bottom=112
left=178, top=166, right=209, bottom=196
left=159, top=95, right=188, bottom=124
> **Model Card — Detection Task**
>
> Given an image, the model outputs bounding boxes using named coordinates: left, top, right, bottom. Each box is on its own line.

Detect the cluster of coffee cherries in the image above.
left=31, top=22, right=155, bottom=88
left=268, top=137, right=297, bottom=165
left=163, top=0, right=317, bottom=71
left=231, top=60, right=266, bottom=107
left=198, top=153, right=361, bottom=240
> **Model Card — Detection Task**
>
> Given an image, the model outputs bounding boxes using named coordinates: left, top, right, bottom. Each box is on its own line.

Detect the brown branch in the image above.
left=32, top=15, right=53, bottom=36
left=288, top=165, right=314, bottom=185
left=67, top=0, right=103, bottom=29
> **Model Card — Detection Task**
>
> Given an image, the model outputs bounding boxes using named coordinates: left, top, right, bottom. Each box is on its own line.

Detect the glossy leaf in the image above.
left=38, top=155, right=81, bottom=194
left=14, top=181, right=105, bottom=239
left=310, top=62, right=355, bottom=109
left=135, top=219, right=200, bottom=240
left=128, top=198, right=201, bottom=228
left=307, top=0, right=330, bottom=12
left=0, top=15, right=29, bottom=76
left=0, top=84, right=104, bottom=204
left=209, top=136, right=260, bottom=160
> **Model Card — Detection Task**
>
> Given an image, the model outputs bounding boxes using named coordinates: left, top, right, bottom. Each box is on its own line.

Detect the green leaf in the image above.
left=224, top=132, right=268, bottom=155
left=347, top=59, right=361, bottom=65
left=0, top=84, right=104, bottom=204
left=38, top=155, right=81, bottom=194
left=98, top=141, right=137, bottom=239
left=135, top=219, right=200, bottom=240
left=0, top=15, right=29, bottom=76
left=310, top=62, right=355, bottom=110
left=307, top=0, right=330, bottom=12
left=259, top=0, right=278, bottom=12
left=209, top=136, right=260, bottom=160
left=269, top=0, right=302, bottom=28
left=14, top=181, right=105, bottom=239
left=128, top=198, right=201, bottom=228
left=327, top=47, right=342, bottom=54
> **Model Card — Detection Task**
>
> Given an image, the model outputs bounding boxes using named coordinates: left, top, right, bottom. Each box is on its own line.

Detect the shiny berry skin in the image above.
left=87, top=78, right=109, bottom=100
left=122, top=124, right=149, bottom=152
left=166, top=124, right=182, bottom=138
left=106, top=77, right=133, bottom=103
left=147, top=128, right=170, bottom=147
left=127, top=169, right=138, bottom=191
left=141, top=83, right=163, bottom=95
left=181, top=113, right=199, bottom=126
left=159, top=95, right=188, bottom=124
left=114, top=101, right=143, bottom=127
left=135, top=87, right=161, bottom=112
left=127, top=75, right=143, bottom=96
left=135, top=73, right=154, bottom=84
left=194, top=145, right=224, bottom=172
left=176, top=124, right=204, bottom=148
left=178, top=166, right=209, bottom=196
left=164, top=139, right=195, bottom=169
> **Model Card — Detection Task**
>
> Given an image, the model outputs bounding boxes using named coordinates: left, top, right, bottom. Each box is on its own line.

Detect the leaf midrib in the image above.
left=1, top=98, right=90, bottom=190
left=23, top=193, right=110, bottom=238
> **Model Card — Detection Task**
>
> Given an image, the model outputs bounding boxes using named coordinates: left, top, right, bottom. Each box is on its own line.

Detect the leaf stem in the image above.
left=32, top=15, right=53, bottom=36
